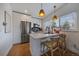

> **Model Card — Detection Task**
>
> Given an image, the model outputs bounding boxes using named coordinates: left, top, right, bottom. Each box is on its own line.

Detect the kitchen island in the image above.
left=30, top=33, right=58, bottom=56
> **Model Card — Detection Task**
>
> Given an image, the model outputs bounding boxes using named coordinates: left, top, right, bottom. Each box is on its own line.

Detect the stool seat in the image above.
left=45, top=41, right=58, bottom=49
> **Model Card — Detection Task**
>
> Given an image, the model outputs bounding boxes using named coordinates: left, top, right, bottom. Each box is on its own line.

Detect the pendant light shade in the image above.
left=52, top=5, right=58, bottom=20
left=39, top=4, right=45, bottom=17
left=52, top=15, right=58, bottom=20
left=39, top=9, right=45, bottom=17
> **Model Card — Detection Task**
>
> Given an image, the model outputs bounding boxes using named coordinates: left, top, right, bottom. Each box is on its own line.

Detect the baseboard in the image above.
left=4, top=44, right=12, bottom=56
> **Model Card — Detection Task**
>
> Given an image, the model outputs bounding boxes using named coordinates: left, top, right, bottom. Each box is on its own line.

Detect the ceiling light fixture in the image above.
left=39, top=3, right=45, bottom=17
left=52, top=5, right=58, bottom=20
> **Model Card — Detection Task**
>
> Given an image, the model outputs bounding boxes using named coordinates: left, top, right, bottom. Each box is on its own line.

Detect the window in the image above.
left=60, top=12, right=77, bottom=30
left=44, top=12, right=77, bottom=31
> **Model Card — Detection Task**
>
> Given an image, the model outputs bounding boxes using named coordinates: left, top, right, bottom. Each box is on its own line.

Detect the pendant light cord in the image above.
left=54, top=5, right=56, bottom=15
left=41, top=3, right=42, bottom=9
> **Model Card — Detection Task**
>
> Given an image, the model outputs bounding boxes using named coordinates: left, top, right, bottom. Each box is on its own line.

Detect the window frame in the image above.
left=59, top=12, right=77, bottom=31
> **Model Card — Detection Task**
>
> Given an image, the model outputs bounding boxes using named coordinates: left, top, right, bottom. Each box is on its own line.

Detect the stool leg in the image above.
left=51, top=48, right=54, bottom=56
left=58, top=38, right=61, bottom=56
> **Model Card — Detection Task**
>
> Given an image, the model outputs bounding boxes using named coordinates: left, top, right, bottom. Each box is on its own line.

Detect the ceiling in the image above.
left=10, top=3, right=65, bottom=19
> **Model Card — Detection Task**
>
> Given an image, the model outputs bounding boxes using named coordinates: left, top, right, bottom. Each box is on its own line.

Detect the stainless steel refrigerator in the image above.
left=20, top=21, right=31, bottom=43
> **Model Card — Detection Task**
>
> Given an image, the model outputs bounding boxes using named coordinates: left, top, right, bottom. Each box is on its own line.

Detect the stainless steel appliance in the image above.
left=20, top=21, right=31, bottom=43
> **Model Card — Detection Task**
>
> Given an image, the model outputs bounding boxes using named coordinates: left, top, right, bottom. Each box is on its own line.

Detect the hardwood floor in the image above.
left=7, top=43, right=31, bottom=56
left=7, top=43, right=78, bottom=56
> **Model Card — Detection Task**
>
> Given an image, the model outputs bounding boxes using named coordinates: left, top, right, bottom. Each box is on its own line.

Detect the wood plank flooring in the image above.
left=7, top=43, right=78, bottom=56
left=7, top=43, right=31, bottom=56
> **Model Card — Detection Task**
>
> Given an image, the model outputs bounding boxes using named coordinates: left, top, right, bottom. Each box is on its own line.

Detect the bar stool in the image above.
left=41, top=38, right=50, bottom=55
left=41, top=35, right=60, bottom=56
left=59, top=34, right=66, bottom=55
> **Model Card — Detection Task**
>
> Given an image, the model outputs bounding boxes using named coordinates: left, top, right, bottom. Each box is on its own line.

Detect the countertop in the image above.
left=30, top=33, right=59, bottom=39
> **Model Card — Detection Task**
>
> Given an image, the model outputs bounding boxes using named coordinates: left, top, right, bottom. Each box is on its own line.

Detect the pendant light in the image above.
left=39, top=3, right=45, bottom=17
left=52, top=5, right=58, bottom=20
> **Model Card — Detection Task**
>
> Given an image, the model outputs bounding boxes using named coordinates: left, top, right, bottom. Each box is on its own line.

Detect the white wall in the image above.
left=43, top=3, right=79, bottom=54
left=12, top=14, right=41, bottom=44
left=0, top=3, right=13, bottom=55
left=66, top=31, right=79, bottom=54
left=31, top=18, right=41, bottom=28
left=12, top=13, right=22, bottom=44
left=21, top=15, right=41, bottom=27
